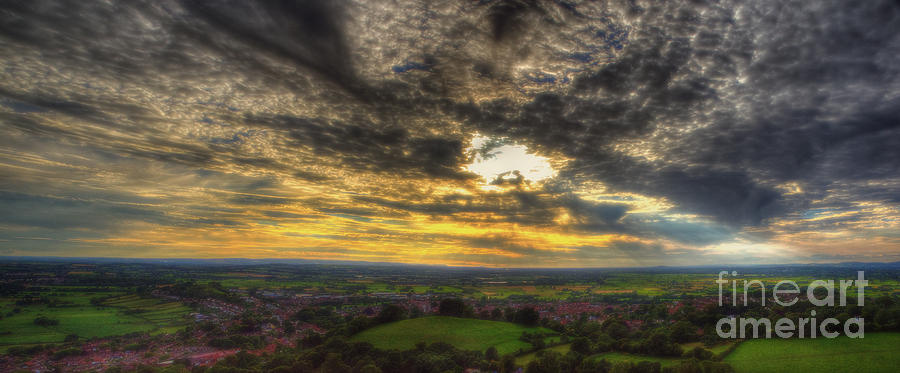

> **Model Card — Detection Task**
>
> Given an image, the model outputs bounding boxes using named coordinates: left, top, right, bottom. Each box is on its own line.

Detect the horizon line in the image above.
left=1, top=255, right=898, bottom=270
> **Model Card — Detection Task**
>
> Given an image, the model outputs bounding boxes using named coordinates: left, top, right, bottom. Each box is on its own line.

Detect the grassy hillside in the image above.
left=515, top=343, right=572, bottom=366
left=350, top=316, right=556, bottom=356
left=724, top=333, right=900, bottom=373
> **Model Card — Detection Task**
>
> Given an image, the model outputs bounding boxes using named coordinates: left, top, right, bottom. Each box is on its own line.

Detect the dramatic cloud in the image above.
left=0, top=0, right=898, bottom=266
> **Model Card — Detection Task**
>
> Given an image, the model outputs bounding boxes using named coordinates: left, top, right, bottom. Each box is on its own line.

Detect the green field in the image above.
left=103, top=294, right=190, bottom=329
left=0, top=292, right=189, bottom=352
left=680, top=341, right=735, bottom=357
left=515, top=343, right=572, bottom=366
left=589, top=352, right=684, bottom=368
left=724, top=333, right=900, bottom=373
left=350, top=316, right=557, bottom=356
left=581, top=341, right=736, bottom=369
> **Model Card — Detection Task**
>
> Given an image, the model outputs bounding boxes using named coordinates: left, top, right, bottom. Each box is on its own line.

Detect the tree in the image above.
left=438, top=298, right=466, bottom=317
left=578, top=358, right=611, bottom=373
left=301, top=330, right=324, bottom=348
left=500, top=354, right=517, bottom=373
left=670, top=321, right=698, bottom=343
left=320, top=353, right=352, bottom=373
left=687, top=347, right=714, bottom=361
left=639, top=330, right=682, bottom=357
left=602, top=319, right=629, bottom=340
left=504, top=307, right=516, bottom=322
left=491, top=308, right=503, bottom=320
left=485, top=346, right=499, bottom=361
left=525, top=351, right=563, bottom=373
left=357, top=363, right=382, bottom=373
left=220, top=351, right=260, bottom=370
left=571, top=337, right=592, bottom=355
left=514, top=307, right=540, bottom=326
left=377, top=304, right=406, bottom=324
left=283, top=321, right=295, bottom=335
left=34, top=316, right=59, bottom=326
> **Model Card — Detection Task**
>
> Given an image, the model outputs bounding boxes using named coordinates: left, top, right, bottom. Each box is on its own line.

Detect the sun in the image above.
left=464, top=134, right=556, bottom=189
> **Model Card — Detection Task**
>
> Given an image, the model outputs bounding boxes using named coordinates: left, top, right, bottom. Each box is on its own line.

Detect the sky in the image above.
left=1, top=0, right=899, bottom=267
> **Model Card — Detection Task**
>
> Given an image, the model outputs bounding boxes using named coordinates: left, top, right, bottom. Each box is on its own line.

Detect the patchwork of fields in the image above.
left=0, top=290, right=189, bottom=352
left=103, top=294, right=191, bottom=333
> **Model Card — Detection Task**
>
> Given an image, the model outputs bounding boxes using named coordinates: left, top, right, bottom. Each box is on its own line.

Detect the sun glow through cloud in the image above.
left=465, top=134, right=556, bottom=189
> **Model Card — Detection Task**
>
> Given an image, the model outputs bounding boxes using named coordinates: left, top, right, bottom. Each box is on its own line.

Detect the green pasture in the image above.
left=724, top=333, right=900, bottom=373
left=589, top=352, right=684, bottom=368
left=0, top=291, right=189, bottom=352
left=680, top=341, right=735, bottom=356
left=515, top=343, right=572, bottom=366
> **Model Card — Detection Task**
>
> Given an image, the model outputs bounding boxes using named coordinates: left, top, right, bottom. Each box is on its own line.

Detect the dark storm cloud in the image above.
left=0, top=191, right=168, bottom=230
left=245, top=114, right=472, bottom=179
left=449, top=0, right=900, bottom=227
left=0, top=0, right=898, bottom=263
left=354, top=188, right=629, bottom=228
left=179, top=0, right=369, bottom=98
left=569, top=158, right=782, bottom=226
left=623, top=215, right=733, bottom=247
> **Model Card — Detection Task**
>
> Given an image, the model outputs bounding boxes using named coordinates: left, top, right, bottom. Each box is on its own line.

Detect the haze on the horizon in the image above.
left=1, top=0, right=899, bottom=267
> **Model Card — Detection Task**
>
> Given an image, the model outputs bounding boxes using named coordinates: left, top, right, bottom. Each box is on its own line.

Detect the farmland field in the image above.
left=0, top=291, right=189, bottom=352
left=724, top=333, right=900, bottom=373
left=350, top=316, right=557, bottom=356
left=515, top=343, right=572, bottom=366
left=589, top=352, right=685, bottom=368
left=680, top=341, right=736, bottom=357
left=103, top=294, right=191, bottom=329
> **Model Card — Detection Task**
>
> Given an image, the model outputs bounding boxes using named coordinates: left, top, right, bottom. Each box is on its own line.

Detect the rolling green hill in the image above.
left=350, top=316, right=556, bottom=356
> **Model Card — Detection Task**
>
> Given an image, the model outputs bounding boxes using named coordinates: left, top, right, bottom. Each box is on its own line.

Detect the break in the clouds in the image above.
left=1, top=0, right=899, bottom=266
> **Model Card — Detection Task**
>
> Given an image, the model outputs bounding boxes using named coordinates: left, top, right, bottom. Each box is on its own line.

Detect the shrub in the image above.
left=438, top=298, right=466, bottom=317
left=376, top=304, right=406, bottom=324
left=513, top=307, right=540, bottom=326
left=52, top=347, right=83, bottom=360
left=33, top=316, right=60, bottom=326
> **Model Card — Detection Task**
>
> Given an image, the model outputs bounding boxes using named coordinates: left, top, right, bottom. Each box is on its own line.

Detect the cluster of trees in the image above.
left=33, top=315, right=60, bottom=326
left=292, top=306, right=345, bottom=330
left=549, top=317, right=689, bottom=359
left=197, top=338, right=501, bottom=373
left=208, top=335, right=266, bottom=350
left=167, top=334, right=732, bottom=373
left=441, top=298, right=540, bottom=326
left=520, top=331, right=552, bottom=351
left=50, top=347, right=83, bottom=360
left=437, top=298, right=469, bottom=317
